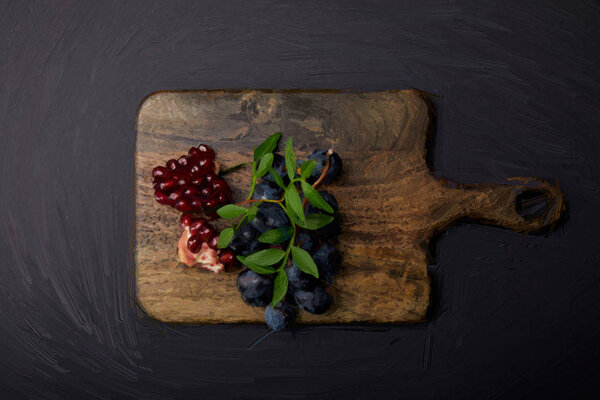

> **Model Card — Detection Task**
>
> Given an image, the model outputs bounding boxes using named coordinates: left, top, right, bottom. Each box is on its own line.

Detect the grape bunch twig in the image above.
left=216, top=132, right=343, bottom=330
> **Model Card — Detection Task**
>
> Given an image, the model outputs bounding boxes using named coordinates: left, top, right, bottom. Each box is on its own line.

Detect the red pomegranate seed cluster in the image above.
left=152, top=144, right=232, bottom=213
left=179, top=215, right=236, bottom=271
left=151, top=144, right=236, bottom=273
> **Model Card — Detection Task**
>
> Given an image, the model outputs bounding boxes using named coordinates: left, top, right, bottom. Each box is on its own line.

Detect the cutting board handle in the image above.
left=441, top=177, right=564, bottom=233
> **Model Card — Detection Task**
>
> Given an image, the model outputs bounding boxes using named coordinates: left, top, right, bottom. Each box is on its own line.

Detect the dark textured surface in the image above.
left=1, top=1, right=599, bottom=398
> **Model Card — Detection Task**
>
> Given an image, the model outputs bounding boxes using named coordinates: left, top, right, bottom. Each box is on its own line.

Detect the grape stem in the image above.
left=236, top=198, right=282, bottom=205
left=302, top=149, right=333, bottom=210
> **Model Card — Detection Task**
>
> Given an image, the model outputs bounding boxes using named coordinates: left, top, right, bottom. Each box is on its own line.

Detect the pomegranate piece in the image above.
left=177, top=227, right=224, bottom=274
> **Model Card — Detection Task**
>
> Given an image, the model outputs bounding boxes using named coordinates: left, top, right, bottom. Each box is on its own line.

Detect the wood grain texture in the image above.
left=135, top=90, right=563, bottom=324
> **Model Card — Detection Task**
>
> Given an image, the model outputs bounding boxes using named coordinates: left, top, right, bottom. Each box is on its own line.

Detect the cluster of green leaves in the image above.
left=215, top=132, right=335, bottom=306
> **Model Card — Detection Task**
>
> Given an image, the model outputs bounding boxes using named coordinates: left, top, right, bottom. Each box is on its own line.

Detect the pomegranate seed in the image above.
left=217, top=192, right=228, bottom=204
left=190, top=199, right=203, bottom=211
left=152, top=166, right=169, bottom=178
left=168, top=190, right=183, bottom=202
left=204, top=172, right=218, bottom=183
left=159, top=179, right=177, bottom=192
left=205, top=199, right=216, bottom=209
left=197, top=144, right=215, bottom=160
left=166, top=159, right=178, bottom=170
left=207, top=235, right=219, bottom=249
left=183, top=187, right=196, bottom=197
left=189, top=219, right=208, bottom=235
left=198, top=226, right=214, bottom=242
left=187, top=234, right=202, bottom=253
left=219, top=250, right=235, bottom=269
left=177, top=156, right=188, bottom=167
left=180, top=214, right=192, bottom=228
left=212, top=179, right=227, bottom=191
left=188, top=147, right=201, bottom=159
left=177, top=177, right=189, bottom=186
left=201, top=187, right=213, bottom=197
left=175, top=199, right=192, bottom=212
left=154, top=191, right=170, bottom=205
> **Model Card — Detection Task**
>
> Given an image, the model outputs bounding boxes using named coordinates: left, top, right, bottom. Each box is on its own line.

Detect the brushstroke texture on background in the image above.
left=0, top=1, right=599, bottom=398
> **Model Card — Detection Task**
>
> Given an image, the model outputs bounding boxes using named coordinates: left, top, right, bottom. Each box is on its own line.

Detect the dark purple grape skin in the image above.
left=295, top=231, right=317, bottom=253
left=293, top=285, right=332, bottom=314
left=236, top=269, right=273, bottom=307
left=228, top=223, right=261, bottom=256
left=306, top=150, right=342, bottom=185
left=261, top=153, right=289, bottom=185
left=306, top=191, right=338, bottom=216
left=252, top=181, right=283, bottom=201
left=264, top=301, right=297, bottom=330
left=313, top=242, right=340, bottom=284
left=250, top=203, right=290, bottom=233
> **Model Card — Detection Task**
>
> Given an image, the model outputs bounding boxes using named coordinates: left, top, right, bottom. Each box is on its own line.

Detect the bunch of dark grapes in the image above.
left=233, top=148, right=342, bottom=331
left=152, top=144, right=232, bottom=213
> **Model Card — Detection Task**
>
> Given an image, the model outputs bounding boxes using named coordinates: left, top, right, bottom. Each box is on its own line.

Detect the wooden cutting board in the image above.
left=135, top=90, right=563, bottom=324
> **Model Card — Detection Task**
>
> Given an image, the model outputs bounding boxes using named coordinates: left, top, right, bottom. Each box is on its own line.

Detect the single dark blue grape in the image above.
left=236, top=269, right=273, bottom=307
left=313, top=242, right=340, bottom=284
left=313, top=242, right=339, bottom=265
left=306, top=150, right=342, bottom=185
left=301, top=191, right=339, bottom=241
left=238, top=223, right=257, bottom=242
left=252, top=181, right=283, bottom=201
left=228, top=223, right=257, bottom=250
left=228, top=223, right=264, bottom=256
left=264, top=301, right=297, bottom=331
left=242, top=239, right=264, bottom=256
left=293, top=285, right=332, bottom=314
left=251, top=203, right=290, bottom=233
left=286, top=261, right=305, bottom=285
left=286, top=261, right=319, bottom=291
left=262, top=153, right=289, bottom=185
left=295, top=231, right=317, bottom=253
left=306, top=191, right=338, bottom=216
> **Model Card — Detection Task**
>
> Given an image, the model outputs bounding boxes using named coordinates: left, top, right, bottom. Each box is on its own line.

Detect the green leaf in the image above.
left=284, top=184, right=304, bottom=222
left=254, top=132, right=281, bottom=162
left=271, top=268, right=288, bottom=307
left=258, top=227, right=293, bottom=244
left=217, top=227, right=234, bottom=249
left=256, top=153, right=274, bottom=178
left=300, top=181, right=334, bottom=214
left=291, top=246, right=319, bottom=278
left=270, top=169, right=286, bottom=190
left=246, top=205, right=258, bottom=222
left=294, top=213, right=334, bottom=230
left=284, top=137, right=296, bottom=181
left=236, top=256, right=277, bottom=275
left=217, top=204, right=247, bottom=219
left=245, top=248, right=286, bottom=266
left=300, top=160, right=317, bottom=180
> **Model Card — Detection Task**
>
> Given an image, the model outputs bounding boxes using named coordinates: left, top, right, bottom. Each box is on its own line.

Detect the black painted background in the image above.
left=1, top=1, right=600, bottom=399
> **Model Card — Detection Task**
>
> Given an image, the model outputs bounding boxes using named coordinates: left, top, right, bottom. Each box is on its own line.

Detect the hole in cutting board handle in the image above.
left=515, top=189, right=553, bottom=221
